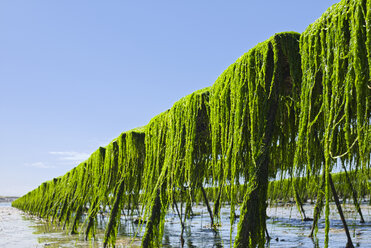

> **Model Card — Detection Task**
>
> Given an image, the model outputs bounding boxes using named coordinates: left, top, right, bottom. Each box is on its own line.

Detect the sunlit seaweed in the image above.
left=12, top=0, right=370, bottom=247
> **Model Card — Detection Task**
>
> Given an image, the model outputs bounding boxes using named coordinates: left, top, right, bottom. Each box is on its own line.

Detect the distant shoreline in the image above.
left=0, top=196, right=19, bottom=203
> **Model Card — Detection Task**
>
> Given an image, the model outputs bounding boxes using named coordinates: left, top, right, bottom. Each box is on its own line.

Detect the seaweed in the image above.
left=11, top=1, right=370, bottom=247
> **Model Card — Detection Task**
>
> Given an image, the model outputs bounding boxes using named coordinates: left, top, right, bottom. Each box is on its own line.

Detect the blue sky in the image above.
left=0, top=0, right=338, bottom=196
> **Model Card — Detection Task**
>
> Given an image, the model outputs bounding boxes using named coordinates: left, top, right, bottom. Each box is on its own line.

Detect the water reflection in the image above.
left=24, top=214, right=141, bottom=248
left=158, top=203, right=371, bottom=247
left=2, top=202, right=370, bottom=247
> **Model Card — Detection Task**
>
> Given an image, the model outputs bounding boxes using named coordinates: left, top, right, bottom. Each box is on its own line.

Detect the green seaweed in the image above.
left=296, top=0, right=370, bottom=246
left=11, top=1, right=370, bottom=247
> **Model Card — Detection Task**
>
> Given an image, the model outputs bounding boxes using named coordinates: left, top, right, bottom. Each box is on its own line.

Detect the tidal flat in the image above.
left=1, top=201, right=370, bottom=247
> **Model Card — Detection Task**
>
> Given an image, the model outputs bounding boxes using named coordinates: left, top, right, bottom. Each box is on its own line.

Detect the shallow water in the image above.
left=0, top=202, right=140, bottom=248
left=1, top=202, right=371, bottom=247
left=160, top=203, right=371, bottom=247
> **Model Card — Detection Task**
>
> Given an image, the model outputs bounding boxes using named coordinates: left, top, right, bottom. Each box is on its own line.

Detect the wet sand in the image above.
left=0, top=203, right=40, bottom=247
left=0, top=202, right=140, bottom=248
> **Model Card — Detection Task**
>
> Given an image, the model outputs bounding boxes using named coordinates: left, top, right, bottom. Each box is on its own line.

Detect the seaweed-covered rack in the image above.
left=12, top=0, right=370, bottom=247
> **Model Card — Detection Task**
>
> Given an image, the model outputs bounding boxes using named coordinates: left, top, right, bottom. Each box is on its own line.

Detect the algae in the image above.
left=12, top=0, right=370, bottom=247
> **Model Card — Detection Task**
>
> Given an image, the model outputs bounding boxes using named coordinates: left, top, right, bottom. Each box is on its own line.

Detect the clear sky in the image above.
left=0, top=0, right=338, bottom=196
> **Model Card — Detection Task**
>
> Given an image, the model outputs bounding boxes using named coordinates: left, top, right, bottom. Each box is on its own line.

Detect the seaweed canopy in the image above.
left=138, top=32, right=302, bottom=248
left=11, top=177, right=62, bottom=218
left=101, top=128, right=146, bottom=247
left=11, top=127, right=146, bottom=247
left=140, top=87, right=211, bottom=247
left=295, top=0, right=370, bottom=246
left=209, top=32, right=301, bottom=247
